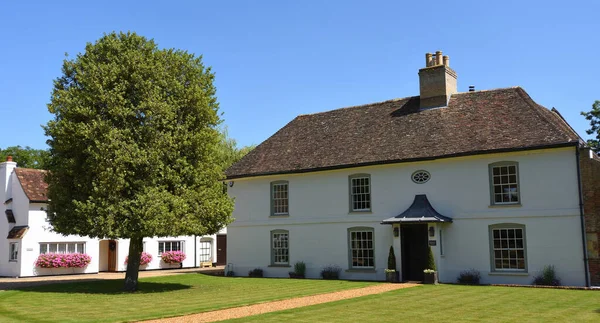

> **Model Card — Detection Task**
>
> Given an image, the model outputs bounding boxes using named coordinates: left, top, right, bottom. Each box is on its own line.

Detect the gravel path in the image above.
left=143, top=283, right=419, bottom=323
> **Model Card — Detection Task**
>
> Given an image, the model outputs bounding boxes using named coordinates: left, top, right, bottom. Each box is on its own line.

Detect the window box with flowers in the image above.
left=125, top=252, right=153, bottom=267
left=35, top=253, right=92, bottom=269
left=161, top=250, right=186, bottom=266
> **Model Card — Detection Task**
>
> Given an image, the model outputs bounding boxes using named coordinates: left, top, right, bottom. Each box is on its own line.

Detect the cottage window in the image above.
left=39, top=242, right=85, bottom=254
left=9, top=242, right=18, bottom=262
left=489, top=162, right=520, bottom=205
left=199, top=240, right=212, bottom=262
left=271, top=181, right=289, bottom=216
left=489, top=224, right=527, bottom=272
left=271, top=230, right=289, bottom=265
left=349, top=174, right=371, bottom=212
left=348, top=227, right=375, bottom=269
left=158, top=241, right=182, bottom=254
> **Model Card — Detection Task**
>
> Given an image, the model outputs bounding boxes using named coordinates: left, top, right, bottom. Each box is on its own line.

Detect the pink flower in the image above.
left=35, top=253, right=91, bottom=268
left=161, top=251, right=186, bottom=264
left=124, top=252, right=153, bottom=265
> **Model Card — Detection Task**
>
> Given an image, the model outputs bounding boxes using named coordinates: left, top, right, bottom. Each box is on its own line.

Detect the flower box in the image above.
left=423, top=271, right=438, bottom=284
left=125, top=252, right=153, bottom=266
left=35, top=253, right=92, bottom=269
left=161, top=251, right=186, bottom=264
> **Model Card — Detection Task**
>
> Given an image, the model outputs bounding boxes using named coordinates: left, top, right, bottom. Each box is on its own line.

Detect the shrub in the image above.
left=426, top=246, right=436, bottom=271
left=35, top=253, right=92, bottom=269
left=320, top=265, right=342, bottom=280
left=161, top=251, right=186, bottom=264
left=533, top=265, right=561, bottom=286
left=248, top=268, right=263, bottom=277
left=226, top=270, right=235, bottom=277
left=457, top=269, right=481, bottom=285
left=294, top=261, right=306, bottom=276
left=124, top=252, right=153, bottom=265
left=387, top=246, right=397, bottom=271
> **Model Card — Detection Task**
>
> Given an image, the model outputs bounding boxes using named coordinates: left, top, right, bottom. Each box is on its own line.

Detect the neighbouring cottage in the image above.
left=225, top=51, right=600, bottom=286
left=0, top=158, right=228, bottom=277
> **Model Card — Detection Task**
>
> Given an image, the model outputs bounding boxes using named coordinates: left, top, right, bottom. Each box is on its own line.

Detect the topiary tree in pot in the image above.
left=423, top=245, right=438, bottom=284
left=385, top=246, right=399, bottom=283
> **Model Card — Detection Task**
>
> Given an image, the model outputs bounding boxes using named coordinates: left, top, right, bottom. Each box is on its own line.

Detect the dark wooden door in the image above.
left=108, top=240, right=117, bottom=272
left=216, top=235, right=227, bottom=266
left=401, top=224, right=428, bottom=281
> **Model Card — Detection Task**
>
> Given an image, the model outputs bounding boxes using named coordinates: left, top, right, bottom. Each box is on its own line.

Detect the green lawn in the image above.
left=0, top=274, right=376, bottom=323
left=226, top=285, right=600, bottom=323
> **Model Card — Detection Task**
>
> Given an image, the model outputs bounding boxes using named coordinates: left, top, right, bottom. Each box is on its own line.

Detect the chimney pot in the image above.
left=443, top=55, right=449, bottom=67
left=6, top=156, right=12, bottom=162
left=435, top=51, right=443, bottom=65
left=425, top=53, right=432, bottom=67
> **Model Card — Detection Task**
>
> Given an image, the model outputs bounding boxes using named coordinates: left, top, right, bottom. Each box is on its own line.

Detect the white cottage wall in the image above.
left=228, top=147, right=586, bottom=285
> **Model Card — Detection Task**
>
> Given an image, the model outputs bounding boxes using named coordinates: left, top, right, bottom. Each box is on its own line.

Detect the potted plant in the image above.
left=289, top=261, right=306, bottom=279
left=385, top=246, right=399, bottom=283
left=423, top=246, right=438, bottom=284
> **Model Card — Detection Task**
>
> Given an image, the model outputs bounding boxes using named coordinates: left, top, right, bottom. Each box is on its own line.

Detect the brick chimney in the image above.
left=418, top=51, right=457, bottom=109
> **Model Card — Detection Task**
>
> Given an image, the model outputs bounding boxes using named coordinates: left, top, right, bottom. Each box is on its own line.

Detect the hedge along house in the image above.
left=0, top=158, right=227, bottom=277
left=225, top=51, right=600, bottom=286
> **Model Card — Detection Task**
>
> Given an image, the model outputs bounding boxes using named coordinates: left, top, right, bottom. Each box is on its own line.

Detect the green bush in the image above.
left=320, top=265, right=341, bottom=280
left=248, top=268, right=263, bottom=277
left=533, top=265, right=561, bottom=286
left=387, top=246, right=397, bottom=270
left=294, top=261, right=307, bottom=276
left=457, top=269, right=481, bottom=285
left=426, top=246, right=436, bottom=271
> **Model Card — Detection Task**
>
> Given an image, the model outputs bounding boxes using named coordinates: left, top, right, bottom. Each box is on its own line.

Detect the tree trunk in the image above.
left=124, top=236, right=143, bottom=292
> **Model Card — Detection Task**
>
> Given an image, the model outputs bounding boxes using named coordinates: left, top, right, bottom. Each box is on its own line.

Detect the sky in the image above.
left=1, top=0, right=599, bottom=150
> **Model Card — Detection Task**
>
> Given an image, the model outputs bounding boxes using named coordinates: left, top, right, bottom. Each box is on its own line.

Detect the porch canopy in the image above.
left=381, top=194, right=452, bottom=224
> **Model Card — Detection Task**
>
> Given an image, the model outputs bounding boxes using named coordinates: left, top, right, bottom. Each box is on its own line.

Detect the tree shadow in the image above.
left=13, top=280, right=191, bottom=295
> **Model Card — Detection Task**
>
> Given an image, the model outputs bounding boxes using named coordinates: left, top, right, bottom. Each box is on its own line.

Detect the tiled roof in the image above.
left=14, top=168, right=48, bottom=202
left=226, top=87, right=580, bottom=179
left=7, top=225, right=28, bottom=239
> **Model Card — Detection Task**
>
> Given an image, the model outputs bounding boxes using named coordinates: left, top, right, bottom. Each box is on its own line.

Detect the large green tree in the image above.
left=0, top=146, right=49, bottom=169
left=44, top=32, right=234, bottom=292
left=582, top=100, right=600, bottom=151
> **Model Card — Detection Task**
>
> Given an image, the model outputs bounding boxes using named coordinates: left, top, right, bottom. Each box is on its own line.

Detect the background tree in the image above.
left=217, top=127, right=255, bottom=169
left=0, top=146, right=49, bottom=169
left=45, top=32, right=234, bottom=292
left=581, top=100, right=600, bottom=151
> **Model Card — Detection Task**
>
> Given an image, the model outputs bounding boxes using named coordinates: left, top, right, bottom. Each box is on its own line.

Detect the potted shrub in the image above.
left=289, top=261, right=306, bottom=279
left=385, top=246, right=399, bottom=283
left=423, top=246, right=438, bottom=284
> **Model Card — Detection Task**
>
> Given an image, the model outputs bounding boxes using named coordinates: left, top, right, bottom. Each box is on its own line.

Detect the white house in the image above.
left=0, top=159, right=227, bottom=277
left=224, top=51, right=600, bottom=286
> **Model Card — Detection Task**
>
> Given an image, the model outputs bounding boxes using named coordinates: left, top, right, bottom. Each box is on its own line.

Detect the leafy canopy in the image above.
left=581, top=100, right=600, bottom=151
left=44, top=32, right=234, bottom=239
left=0, top=146, right=49, bottom=169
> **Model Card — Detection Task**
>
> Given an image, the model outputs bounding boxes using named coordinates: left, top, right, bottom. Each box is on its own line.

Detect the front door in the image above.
left=216, top=235, right=227, bottom=266
left=108, top=240, right=117, bottom=272
left=401, top=224, right=428, bottom=281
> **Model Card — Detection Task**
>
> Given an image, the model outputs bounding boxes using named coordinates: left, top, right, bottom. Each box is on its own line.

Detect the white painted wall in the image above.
left=228, top=147, right=587, bottom=285
left=0, top=161, right=17, bottom=277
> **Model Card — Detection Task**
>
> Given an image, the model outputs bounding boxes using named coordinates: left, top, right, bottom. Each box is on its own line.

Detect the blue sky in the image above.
left=1, top=0, right=598, bottom=149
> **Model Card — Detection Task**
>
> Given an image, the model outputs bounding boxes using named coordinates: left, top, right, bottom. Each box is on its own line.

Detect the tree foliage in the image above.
left=581, top=100, right=600, bottom=151
left=387, top=246, right=396, bottom=270
left=217, top=127, right=255, bottom=169
left=0, top=146, right=49, bottom=169
left=44, top=32, right=234, bottom=291
left=427, top=246, right=436, bottom=271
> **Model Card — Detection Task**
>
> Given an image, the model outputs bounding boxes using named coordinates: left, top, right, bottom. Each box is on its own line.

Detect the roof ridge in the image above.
left=15, top=167, right=47, bottom=172
left=453, top=86, right=521, bottom=95
left=298, top=96, right=414, bottom=117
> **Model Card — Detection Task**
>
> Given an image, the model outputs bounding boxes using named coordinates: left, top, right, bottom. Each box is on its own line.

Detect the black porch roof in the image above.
left=381, top=194, right=453, bottom=224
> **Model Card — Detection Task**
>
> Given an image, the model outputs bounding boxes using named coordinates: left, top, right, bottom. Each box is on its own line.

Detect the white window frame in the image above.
left=489, top=162, right=520, bottom=205
left=271, top=181, right=289, bottom=216
left=39, top=242, right=86, bottom=254
left=158, top=241, right=183, bottom=255
left=199, top=240, right=212, bottom=262
left=9, top=242, right=18, bottom=262
left=271, top=230, right=289, bottom=265
left=348, top=227, right=375, bottom=269
left=349, top=174, right=371, bottom=212
left=489, top=224, right=527, bottom=272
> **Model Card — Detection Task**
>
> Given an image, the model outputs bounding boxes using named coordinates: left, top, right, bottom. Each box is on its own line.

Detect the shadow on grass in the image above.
left=15, top=280, right=191, bottom=295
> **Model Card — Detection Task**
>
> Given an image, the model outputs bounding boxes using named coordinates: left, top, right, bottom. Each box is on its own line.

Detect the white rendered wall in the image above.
left=227, top=147, right=586, bottom=285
